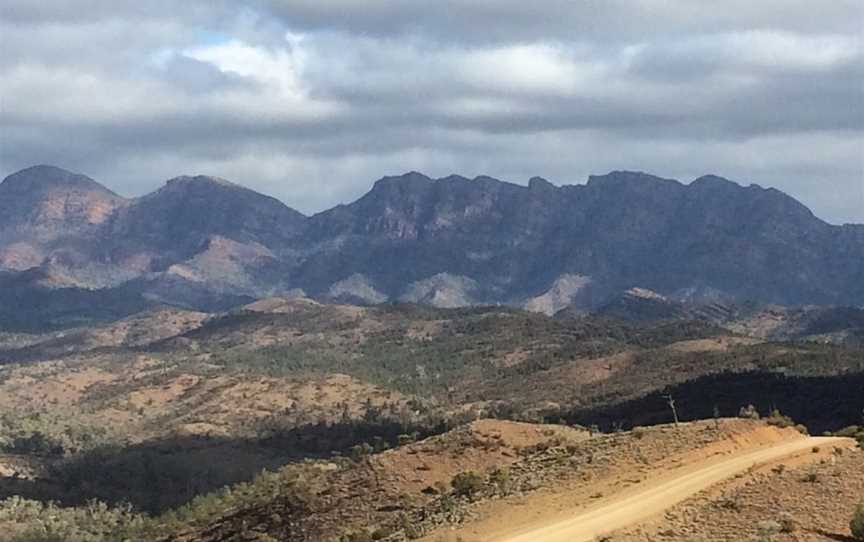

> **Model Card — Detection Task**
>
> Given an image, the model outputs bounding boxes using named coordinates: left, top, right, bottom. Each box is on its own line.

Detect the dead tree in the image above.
left=664, top=394, right=680, bottom=427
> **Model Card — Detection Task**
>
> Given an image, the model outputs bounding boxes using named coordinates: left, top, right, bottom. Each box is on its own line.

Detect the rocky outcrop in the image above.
left=399, top=273, right=479, bottom=308
left=523, top=274, right=592, bottom=315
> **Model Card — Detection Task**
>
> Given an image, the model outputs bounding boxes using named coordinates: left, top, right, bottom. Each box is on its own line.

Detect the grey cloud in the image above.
left=0, top=0, right=861, bottom=224
left=252, top=0, right=864, bottom=43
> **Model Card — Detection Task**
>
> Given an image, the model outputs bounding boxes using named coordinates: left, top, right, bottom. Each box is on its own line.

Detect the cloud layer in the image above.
left=1, top=1, right=862, bottom=222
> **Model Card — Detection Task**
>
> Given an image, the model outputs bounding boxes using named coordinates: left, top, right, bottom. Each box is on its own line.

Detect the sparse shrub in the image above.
left=719, top=498, right=742, bottom=512
left=398, top=512, right=422, bottom=539
left=801, top=472, right=819, bottom=483
left=488, top=467, right=511, bottom=495
left=765, top=409, right=794, bottom=428
left=738, top=404, right=760, bottom=420
left=451, top=471, right=485, bottom=499
left=350, top=442, right=374, bottom=461
left=341, top=530, right=373, bottom=542
left=779, top=513, right=796, bottom=533
left=371, top=526, right=394, bottom=540
left=756, top=520, right=781, bottom=537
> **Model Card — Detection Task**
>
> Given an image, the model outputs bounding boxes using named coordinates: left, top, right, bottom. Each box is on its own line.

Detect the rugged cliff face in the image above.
left=1, top=165, right=862, bottom=328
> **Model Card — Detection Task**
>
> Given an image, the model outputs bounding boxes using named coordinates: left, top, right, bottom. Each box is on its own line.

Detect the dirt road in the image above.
left=497, top=436, right=851, bottom=542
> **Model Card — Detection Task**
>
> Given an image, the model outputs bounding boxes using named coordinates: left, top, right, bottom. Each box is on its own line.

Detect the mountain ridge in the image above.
left=1, top=165, right=862, bottom=329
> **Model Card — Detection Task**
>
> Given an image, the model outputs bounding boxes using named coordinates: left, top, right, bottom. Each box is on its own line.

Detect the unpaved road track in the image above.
left=497, top=436, right=851, bottom=542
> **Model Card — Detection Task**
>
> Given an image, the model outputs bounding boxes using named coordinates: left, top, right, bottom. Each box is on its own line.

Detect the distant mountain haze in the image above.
left=1, top=165, right=862, bottom=329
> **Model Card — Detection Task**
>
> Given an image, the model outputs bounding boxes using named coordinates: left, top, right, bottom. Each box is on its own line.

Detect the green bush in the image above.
left=0, top=412, right=111, bottom=456
left=833, top=426, right=864, bottom=448
left=451, top=471, right=485, bottom=499
left=738, top=404, right=760, bottom=420
left=0, top=496, right=151, bottom=542
left=765, top=409, right=794, bottom=429
left=488, top=467, right=511, bottom=495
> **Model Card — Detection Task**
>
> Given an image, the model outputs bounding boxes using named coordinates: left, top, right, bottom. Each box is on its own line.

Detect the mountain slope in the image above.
left=0, top=165, right=128, bottom=272
left=104, top=175, right=307, bottom=267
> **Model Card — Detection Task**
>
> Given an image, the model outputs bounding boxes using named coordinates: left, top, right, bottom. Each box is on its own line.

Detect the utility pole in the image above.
left=664, top=394, right=679, bottom=427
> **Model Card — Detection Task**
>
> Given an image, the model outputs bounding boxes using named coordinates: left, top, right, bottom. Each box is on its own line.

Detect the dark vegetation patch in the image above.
left=567, top=371, right=864, bottom=435
left=0, top=416, right=448, bottom=515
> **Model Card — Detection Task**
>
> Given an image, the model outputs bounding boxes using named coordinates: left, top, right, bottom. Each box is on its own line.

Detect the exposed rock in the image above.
left=327, top=273, right=388, bottom=305
left=524, top=274, right=592, bottom=315
left=399, top=273, right=479, bottom=308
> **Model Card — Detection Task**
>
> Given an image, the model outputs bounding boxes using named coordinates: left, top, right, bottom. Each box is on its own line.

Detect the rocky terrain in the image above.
left=1, top=165, right=862, bottom=332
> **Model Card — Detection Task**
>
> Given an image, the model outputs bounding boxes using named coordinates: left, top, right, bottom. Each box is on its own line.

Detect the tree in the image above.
left=664, top=394, right=679, bottom=427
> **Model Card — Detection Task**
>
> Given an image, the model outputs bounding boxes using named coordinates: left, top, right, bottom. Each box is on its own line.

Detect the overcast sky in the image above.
left=1, top=1, right=862, bottom=223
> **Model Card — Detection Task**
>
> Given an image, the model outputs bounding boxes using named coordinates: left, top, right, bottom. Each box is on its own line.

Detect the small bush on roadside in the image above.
left=738, top=405, right=760, bottom=420
left=765, top=409, right=794, bottom=429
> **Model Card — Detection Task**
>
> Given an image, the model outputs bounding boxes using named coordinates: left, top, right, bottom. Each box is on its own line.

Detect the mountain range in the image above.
left=1, top=164, right=862, bottom=330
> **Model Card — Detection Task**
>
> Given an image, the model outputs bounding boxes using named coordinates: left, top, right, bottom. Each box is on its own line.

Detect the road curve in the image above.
left=497, top=436, right=851, bottom=542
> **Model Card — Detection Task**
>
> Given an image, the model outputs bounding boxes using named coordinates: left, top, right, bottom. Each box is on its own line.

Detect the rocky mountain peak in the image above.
left=143, top=173, right=303, bottom=219
left=369, top=171, right=434, bottom=193
left=587, top=170, right=678, bottom=186
left=689, top=174, right=739, bottom=189
left=163, top=174, right=238, bottom=190
left=111, top=173, right=307, bottom=260
left=0, top=166, right=127, bottom=239
left=0, top=165, right=122, bottom=197
left=528, top=176, right=555, bottom=191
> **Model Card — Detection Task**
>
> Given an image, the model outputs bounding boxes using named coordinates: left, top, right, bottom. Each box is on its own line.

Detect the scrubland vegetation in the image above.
left=1, top=302, right=862, bottom=540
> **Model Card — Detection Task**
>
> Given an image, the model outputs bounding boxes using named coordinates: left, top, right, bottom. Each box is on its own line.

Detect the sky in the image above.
left=1, top=1, right=862, bottom=223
